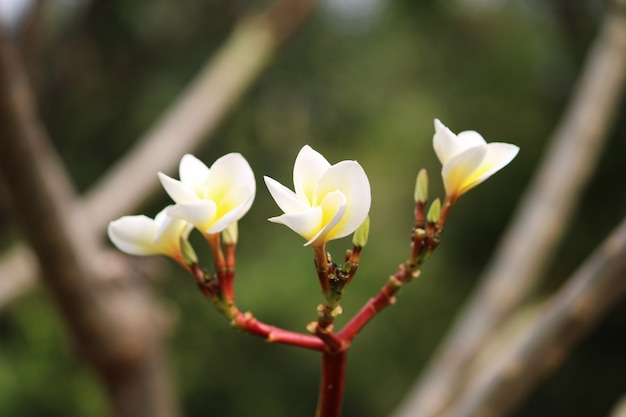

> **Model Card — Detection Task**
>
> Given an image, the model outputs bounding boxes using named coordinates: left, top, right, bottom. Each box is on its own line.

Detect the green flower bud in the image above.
left=414, top=169, right=428, bottom=203
left=352, top=216, right=370, bottom=248
left=427, top=198, right=441, bottom=224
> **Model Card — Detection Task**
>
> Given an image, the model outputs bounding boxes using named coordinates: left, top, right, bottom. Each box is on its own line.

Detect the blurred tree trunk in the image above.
left=0, top=20, right=181, bottom=417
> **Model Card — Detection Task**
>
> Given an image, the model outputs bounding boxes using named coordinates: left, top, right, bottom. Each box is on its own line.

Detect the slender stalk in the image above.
left=316, top=350, right=348, bottom=417
left=339, top=272, right=404, bottom=342
left=232, top=311, right=325, bottom=351
left=314, top=244, right=331, bottom=296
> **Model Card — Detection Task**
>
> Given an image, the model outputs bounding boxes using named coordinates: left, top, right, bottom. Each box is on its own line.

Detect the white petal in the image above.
left=206, top=198, right=251, bottom=234
left=167, top=200, right=218, bottom=232
left=216, top=185, right=255, bottom=217
left=457, top=142, right=520, bottom=195
left=268, top=207, right=323, bottom=241
left=204, top=153, right=256, bottom=202
left=433, top=119, right=459, bottom=165
left=107, top=215, right=159, bottom=255
left=159, top=172, right=199, bottom=203
left=154, top=207, right=191, bottom=243
left=314, top=160, right=371, bottom=240
left=441, top=145, right=488, bottom=197
left=293, top=145, right=331, bottom=205
left=305, top=190, right=347, bottom=246
left=457, top=130, right=487, bottom=149
left=433, top=119, right=487, bottom=165
left=264, top=176, right=310, bottom=213
left=179, top=154, right=210, bottom=193
left=206, top=186, right=254, bottom=233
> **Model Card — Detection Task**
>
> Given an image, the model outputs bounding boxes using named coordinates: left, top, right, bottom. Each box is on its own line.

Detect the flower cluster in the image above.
left=108, top=119, right=518, bottom=265
left=108, top=153, right=256, bottom=266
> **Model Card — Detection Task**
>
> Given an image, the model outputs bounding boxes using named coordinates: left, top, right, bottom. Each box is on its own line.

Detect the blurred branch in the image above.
left=0, top=0, right=318, bottom=307
left=393, top=7, right=626, bottom=417
left=610, top=394, right=626, bottom=417
left=0, top=19, right=179, bottom=417
left=441, top=215, right=626, bottom=417
left=0, top=245, right=38, bottom=306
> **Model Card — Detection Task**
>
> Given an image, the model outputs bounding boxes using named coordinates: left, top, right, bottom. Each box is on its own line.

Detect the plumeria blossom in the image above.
left=433, top=119, right=519, bottom=201
left=107, top=207, right=193, bottom=264
left=158, top=153, right=256, bottom=235
left=264, top=145, right=371, bottom=247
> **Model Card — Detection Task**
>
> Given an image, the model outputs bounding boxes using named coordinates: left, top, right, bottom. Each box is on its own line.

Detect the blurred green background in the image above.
left=0, top=0, right=625, bottom=416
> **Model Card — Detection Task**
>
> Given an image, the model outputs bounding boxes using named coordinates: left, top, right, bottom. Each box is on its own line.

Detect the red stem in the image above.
left=223, top=242, right=236, bottom=302
left=339, top=273, right=404, bottom=342
left=316, top=350, right=347, bottom=417
left=233, top=311, right=325, bottom=351
left=313, top=244, right=330, bottom=295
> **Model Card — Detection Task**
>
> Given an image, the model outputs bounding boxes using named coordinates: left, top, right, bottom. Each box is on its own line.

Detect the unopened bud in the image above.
left=180, top=236, right=198, bottom=265
left=414, top=169, right=428, bottom=203
left=222, top=222, right=238, bottom=245
left=427, top=198, right=441, bottom=224
left=352, top=216, right=370, bottom=248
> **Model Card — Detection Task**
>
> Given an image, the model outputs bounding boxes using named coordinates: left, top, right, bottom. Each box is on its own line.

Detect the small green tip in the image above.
left=414, top=169, right=428, bottom=203
left=222, top=222, right=238, bottom=245
left=427, top=198, right=441, bottom=223
left=352, top=216, right=370, bottom=248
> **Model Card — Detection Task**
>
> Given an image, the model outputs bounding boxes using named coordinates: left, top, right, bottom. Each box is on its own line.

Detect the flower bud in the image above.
left=427, top=198, right=441, bottom=224
left=222, top=222, right=238, bottom=245
left=352, top=216, right=370, bottom=248
left=414, top=169, right=428, bottom=203
left=180, top=236, right=198, bottom=266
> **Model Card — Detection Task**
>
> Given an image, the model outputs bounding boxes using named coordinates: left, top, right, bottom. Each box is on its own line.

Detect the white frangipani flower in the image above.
left=264, top=145, right=371, bottom=247
left=107, top=207, right=192, bottom=262
left=433, top=119, right=519, bottom=201
left=158, top=153, right=256, bottom=235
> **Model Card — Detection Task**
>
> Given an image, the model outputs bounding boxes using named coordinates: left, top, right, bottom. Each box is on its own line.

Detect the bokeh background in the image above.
left=0, top=0, right=625, bottom=416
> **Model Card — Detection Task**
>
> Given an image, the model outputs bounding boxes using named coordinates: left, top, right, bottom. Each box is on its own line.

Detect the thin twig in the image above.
left=392, top=8, right=626, bottom=417
left=442, top=215, right=626, bottom=417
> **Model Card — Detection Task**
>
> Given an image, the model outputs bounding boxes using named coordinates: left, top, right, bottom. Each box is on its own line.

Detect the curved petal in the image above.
left=441, top=145, right=488, bottom=197
left=167, top=200, right=218, bottom=232
left=215, top=185, right=254, bottom=216
left=293, top=145, right=331, bottom=205
left=457, top=142, right=520, bottom=195
left=154, top=207, right=191, bottom=244
left=179, top=154, right=210, bottom=193
left=108, top=215, right=159, bottom=256
left=204, top=186, right=254, bottom=234
left=305, top=190, right=347, bottom=246
left=204, top=153, right=256, bottom=202
left=457, top=130, right=487, bottom=149
left=433, top=119, right=487, bottom=165
left=433, top=119, right=460, bottom=164
left=206, top=195, right=253, bottom=234
left=264, top=176, right=310, bottom=214
left=159, top=173, right=199, bottom=203
left=315, top=160, right=371, bottom=239
left=268, top=207, right=323, bottom=241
